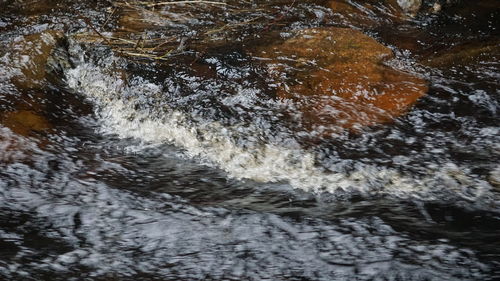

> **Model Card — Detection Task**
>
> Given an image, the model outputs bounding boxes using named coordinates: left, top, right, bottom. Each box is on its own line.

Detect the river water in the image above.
left=0, top=0, right=499, bottom=280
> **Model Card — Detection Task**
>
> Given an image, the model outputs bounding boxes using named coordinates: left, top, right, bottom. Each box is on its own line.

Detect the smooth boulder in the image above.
left=253, top=27, right=428, bottom=132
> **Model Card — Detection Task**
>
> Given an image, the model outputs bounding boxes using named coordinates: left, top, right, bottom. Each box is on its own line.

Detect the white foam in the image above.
left=63, top=58, right=494, bottom=201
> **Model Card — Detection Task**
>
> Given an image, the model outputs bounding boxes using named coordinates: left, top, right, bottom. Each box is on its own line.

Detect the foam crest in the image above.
left=63, top=56, right=495, bottom=202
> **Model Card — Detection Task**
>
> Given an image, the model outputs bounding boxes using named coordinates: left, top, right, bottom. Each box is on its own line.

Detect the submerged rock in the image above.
left=3, top=0, right=58, bottom=15
left=6, top=30, right=63, bottom=89
left=422, top=39, right=500, bottom=68
left=328, top=1, right=380, bottom=28
left=327, top=0, right=417, bottom=27
left=327, top=0, right=466, bottom=26
left=0, top=110, right=51, bottom=136
left=253, top=27, right=427, bottom=132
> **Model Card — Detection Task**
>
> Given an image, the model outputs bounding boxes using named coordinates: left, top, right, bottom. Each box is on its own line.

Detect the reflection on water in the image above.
left=1, top=0, right=499, bottom=280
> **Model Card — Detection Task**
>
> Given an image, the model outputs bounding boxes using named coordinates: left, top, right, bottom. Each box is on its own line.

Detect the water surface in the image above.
left=0, top=0, right=499, bottom=280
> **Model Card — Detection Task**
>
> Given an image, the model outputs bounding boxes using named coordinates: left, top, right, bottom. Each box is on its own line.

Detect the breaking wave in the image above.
left=60, top=41, right=496, bottom=204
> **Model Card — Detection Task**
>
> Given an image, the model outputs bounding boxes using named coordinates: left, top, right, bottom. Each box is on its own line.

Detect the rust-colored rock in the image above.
left=254, top=27, right=427, bottom=132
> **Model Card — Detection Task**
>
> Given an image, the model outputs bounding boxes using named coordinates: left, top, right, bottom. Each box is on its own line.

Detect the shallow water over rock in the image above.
left=253, top=26, right=428, bottom=131
left=1, top=0, right=499, bottom=280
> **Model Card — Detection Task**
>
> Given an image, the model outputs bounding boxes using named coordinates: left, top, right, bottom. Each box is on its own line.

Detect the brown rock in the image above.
left=117, top=10, right=165, bottom=33
left=8, top=30, right=63, bottom=89
left=327, top=0, right=412, bottom=27
left=0, top=110, right=51, bottom=136
left=116, top=5, right=190, bottom=34
left=253, top=27, right=427, bottom=132
left=10, top=0, right=58, bottom=15
left=328, top=1, right=379, bottom=28
left=422, top=39, right=500, bottom=68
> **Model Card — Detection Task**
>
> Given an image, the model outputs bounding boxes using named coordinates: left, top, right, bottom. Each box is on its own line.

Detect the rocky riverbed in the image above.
left=1, top=0, right=499, bottom=280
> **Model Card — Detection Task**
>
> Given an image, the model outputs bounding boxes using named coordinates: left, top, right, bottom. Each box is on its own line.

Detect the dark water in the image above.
left=1, top=0, right=499, bottom=280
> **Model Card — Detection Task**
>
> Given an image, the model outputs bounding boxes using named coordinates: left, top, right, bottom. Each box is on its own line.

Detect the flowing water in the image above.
left=0, top=0, right=499, bottom=280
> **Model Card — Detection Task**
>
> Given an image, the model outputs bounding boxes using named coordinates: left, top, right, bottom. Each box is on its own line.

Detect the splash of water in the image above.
left=60, top=41, right=495, bottom=204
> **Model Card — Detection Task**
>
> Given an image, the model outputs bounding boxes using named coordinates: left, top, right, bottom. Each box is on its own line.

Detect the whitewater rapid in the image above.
left=60, top=40, right=496, bottom=204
